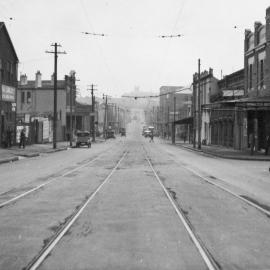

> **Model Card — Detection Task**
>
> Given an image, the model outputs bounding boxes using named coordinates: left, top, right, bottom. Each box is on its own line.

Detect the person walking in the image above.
left=6, top=128, right=12, bottom=148
left=265, top=135, right=270, bottom=155
left=149, top=132, right=154, bottom=143
left=250, top=133, right=255, bottom=155
left=19, top=128, right=26, bottom=149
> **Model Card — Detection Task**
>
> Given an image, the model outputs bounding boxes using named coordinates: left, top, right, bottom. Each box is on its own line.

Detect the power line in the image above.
left=122, top=86, right=192, bottom=99
left=82, top=31, right=107, bottom=37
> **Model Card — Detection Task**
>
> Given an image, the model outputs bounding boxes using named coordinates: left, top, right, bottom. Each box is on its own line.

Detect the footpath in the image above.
left=0, top=137, right=106, bottom=165
left=159, top=138, right=270, bottom=161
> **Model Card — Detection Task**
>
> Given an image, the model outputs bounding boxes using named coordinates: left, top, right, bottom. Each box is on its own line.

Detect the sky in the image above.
left=1, top=0, right=270, bottom=98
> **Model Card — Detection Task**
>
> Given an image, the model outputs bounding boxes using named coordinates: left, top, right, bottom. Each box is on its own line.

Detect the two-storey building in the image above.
left=0, top=22, right=19, bottom=147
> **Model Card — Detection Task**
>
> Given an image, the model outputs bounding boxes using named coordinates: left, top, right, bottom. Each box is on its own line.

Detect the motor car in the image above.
left=120, top=128, right=126, bottom=136
left=74, top=131, right=91, bottom=148
left=144, top=130, right=151, bottom=138
left=106, top=130, right=115, bottom=139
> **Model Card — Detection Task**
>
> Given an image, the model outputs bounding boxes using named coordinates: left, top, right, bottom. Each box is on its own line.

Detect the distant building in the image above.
left=193, top=68, right=219, bottom=145
left=17, top=72, right=73, bottom=143
left=158, top=86, right=192, bottom=140
left=0, top=22, right=19, bottom=147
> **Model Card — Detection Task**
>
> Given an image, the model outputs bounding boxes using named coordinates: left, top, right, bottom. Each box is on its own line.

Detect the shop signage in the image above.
left=2, top=84, right=15, bottom=102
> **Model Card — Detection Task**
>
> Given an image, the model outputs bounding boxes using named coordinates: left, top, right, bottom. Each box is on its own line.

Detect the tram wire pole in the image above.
left=46, top=43, right=66, bottom=149
left=198, top=58, right=201, bottom=150
left=88, top=84, right=97, bottom=142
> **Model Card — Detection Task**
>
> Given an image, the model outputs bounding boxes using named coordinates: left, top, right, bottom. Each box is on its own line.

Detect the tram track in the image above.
left=147, top=144, right=270, bottom=218
left=24, top=150, right=128, bottom=270
left=145, top=152, right=218, bottom=270
left=0, top=145, right=117, bottom=209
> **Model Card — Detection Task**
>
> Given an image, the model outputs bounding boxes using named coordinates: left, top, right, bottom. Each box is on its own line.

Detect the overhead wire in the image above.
left=155, top=0, right=188, bottom=89
left=79, top=0, right=121, bottom=96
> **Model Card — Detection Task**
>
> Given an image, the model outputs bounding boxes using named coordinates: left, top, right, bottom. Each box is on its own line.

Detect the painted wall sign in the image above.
left=2, top=84, right=16, bottom=102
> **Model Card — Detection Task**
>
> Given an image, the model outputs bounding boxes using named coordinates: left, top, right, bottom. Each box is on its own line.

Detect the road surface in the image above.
left=0, top=120, right=270, bottom=269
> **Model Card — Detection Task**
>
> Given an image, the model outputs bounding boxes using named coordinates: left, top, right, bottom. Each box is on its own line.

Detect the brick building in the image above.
left=193, top=68, right=219, bottom=145
left=205, top=69, right=245, bottom=148
left=158, top=86, right=192, bottom=140
left=17, top=72, right=72, bottom=143
left=239, top=6, right=270, bottom=151
left=0, top=22, right=19, bottom=147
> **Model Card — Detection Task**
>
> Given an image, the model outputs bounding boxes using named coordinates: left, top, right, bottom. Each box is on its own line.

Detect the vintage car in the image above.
left=106, top=129, right=115, bottom=139
left=120, top=128, right=126, bottom=136
left=74, top=131, right=91, bottom=148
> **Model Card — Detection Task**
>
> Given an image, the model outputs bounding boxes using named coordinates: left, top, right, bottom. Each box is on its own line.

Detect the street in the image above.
left=0, top=120, right=269, bottom=270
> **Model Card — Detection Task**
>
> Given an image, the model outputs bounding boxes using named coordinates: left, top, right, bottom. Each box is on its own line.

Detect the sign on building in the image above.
left=2, top=85, right=15, bottom=102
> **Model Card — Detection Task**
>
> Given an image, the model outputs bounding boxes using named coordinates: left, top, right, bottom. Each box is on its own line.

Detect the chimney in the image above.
left=209, top=68, right=213, bottom=75
left=35, top=70, right=42, bottom=88
left=20, top=74, right=28, bottom=85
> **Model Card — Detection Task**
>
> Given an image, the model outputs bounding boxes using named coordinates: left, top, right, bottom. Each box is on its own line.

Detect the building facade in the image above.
left=207, top=69, right=245, bottom=148
left=17, top=72, right=71, bottom=143
left=0, top=22, right=19, bottom=147
left=193, top=68, right=218, bottom=145
left=241, top=6, right=270, bottom=151
left=158, top=86, right=192, bottom=140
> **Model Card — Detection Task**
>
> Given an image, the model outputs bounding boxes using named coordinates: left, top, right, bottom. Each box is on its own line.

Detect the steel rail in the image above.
left=0, top=146, right=117, bottom=209
left=183, top=166, right=270, bottom=217
left=146, top=155, right=217, bottom=270
left=148, top=145, right=270, bottom=217
left=26, top=150, right=128, bottom=270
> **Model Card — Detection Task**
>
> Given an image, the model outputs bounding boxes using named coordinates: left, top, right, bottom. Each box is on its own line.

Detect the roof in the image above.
left=0, top=22, right=19, bottom=61
left=18, top=80, right=66, bottom=90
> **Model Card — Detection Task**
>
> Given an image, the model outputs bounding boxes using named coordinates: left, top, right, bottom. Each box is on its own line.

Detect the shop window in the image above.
left=27, top=92, right=31, bottom=103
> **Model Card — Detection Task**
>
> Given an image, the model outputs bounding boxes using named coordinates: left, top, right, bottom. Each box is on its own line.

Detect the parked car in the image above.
left=106, top=130, right=115, bottom=139
left=120, top=128, right=126, bottom=136
left=74, top=131, right=91, bottom=148
left=144, top=130, right=151, bottom=138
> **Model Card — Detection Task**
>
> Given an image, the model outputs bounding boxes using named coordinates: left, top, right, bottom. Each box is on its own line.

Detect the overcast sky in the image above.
left=1, top=0, right=270, bottom=97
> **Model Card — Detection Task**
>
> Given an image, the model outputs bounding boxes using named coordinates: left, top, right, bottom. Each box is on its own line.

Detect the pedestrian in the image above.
left=250, top=133, right=255, bottom=155
left=265, top=135, right=270, bottom=155
left=6, top=127, right=12, bottom=148
left=19, top=128, right=26, bottom=149
left=149, top=132, right=154, bottom=143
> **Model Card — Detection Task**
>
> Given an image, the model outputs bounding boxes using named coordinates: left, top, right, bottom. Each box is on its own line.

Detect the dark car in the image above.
left=74, top=131, right=91, bottom=148
left=106, top=130, right=115, bottom=139
left=120, top=128, right=126, bottom=136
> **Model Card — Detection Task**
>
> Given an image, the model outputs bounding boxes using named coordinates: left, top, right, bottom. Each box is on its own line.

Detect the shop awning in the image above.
left=174, top=116, right=193, bottom=125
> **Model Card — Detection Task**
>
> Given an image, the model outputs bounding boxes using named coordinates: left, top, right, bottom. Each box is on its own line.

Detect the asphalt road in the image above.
left=0, top=120, right=270, bottom=269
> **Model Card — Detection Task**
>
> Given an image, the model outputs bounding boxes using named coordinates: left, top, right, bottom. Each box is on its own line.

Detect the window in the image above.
left=27, top=91, right=31, bottom=103
left=21, top=92, right=25, bottom=103
left=250, top=64, right=253, bottom=88
left=260, top=60, right=264, bottom=89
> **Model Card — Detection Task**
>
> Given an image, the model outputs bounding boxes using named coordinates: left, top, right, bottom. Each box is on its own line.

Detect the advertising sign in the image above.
left=2, top=85, right=15, bottom=102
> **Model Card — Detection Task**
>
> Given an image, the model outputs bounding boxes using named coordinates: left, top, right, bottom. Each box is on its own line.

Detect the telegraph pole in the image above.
left=172, top=95, right=176, bottom=144
left=103, top=94, right=108, bottom=139
left=46, top=43, right=66, bottom=149
left=198, top=58, right=201, bottom=150
left=88, top=84, right=97, bottom=142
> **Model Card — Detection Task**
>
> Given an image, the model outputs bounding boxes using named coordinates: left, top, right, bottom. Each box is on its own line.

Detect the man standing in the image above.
left=265, top=135, right=270, bottom=155
left=19, top=128, right=26, bottom=149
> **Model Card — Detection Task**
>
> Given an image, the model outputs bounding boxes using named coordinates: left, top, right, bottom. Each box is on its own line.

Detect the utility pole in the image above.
left=68, top=74, right=79, bottom=147
left=46, top=43, right=66, bottom=149
left=172, top=95, right=176, bottom=144
left=88, top=84, right=97, bottom=142
left=198, top=58, right=201, bottom=150
left=103, top=94, right=108, bottom=139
